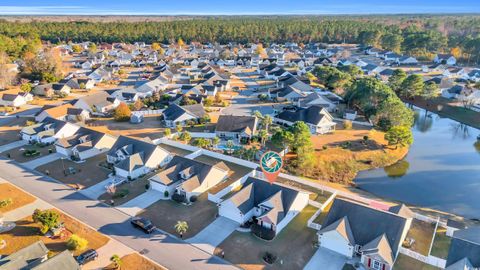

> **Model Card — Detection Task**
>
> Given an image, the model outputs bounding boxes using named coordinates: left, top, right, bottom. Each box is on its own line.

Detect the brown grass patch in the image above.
left=0, top=183, right=36, bottom=213
left=103, top=253, right=166, bottom=270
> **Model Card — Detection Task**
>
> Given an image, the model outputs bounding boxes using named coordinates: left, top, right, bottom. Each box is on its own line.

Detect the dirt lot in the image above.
left=98, top=178, right=149, bottom=205
left=2, top=144, right=56, bottom=163
left=104, top=253, right=166, bottom=270
left=0, top=183, right=36, bottom=213
left=214, top=205, right=318, bottom=270
left=87, top=116, right=166, bottom=139
left=0, top=209, right=109, bottom=257
left=36, top=154, right=111, bottom=189
left=138, top=193, right=217, bottom=239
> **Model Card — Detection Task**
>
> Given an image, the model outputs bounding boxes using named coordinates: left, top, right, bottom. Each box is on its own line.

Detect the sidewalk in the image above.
left=21, top=152, right=61, bottom=169
left=2, top=199, right=52, bottom=222
left=0, top=140, right=27, bottom=153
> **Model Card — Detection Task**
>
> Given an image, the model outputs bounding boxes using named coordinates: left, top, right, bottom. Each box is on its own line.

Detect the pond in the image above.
left=355, top=106, right=480, bottom=219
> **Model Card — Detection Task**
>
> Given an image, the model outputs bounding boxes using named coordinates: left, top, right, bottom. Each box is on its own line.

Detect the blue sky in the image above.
left=1, top=0, right=479, bottom=15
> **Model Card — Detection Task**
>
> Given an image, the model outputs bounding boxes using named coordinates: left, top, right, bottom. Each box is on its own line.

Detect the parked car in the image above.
left=131, top=217, right=156, bottom=234
left=76, top=249, right=98, bottom=265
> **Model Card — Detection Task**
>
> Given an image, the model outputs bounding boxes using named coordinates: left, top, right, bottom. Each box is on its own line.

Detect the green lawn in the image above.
left=404, top=219, right=436, bottom=256
left=430, top=227, right=452, bottom=259
left=394, top=254, right=440, bottom=270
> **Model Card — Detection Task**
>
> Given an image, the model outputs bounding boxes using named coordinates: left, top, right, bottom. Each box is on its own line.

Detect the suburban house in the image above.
left=21, top=118, right=80, bottom=144
left=297, top=92, right=339, bottom=112
left=70, top=91, right=120, bottom=115
left=66, top=107, right=90, bottom=122
left=62, top=77, right=95, bottom=90
left=55, top=127, right=117, bottom=161
left=88, top=67, right=112, bottom=83
left=162, top=103, right=206, bottom=127
left=434, top=54, right=457, bottom=66
left=442, top=85, right=465, bottom=99
left=107, top=136, right=172, bottom=179
left=0, top=241, right=79, bottom=270
left=35, top=103, right=75, bottom=122
left=215, top=115, right=258, bottom=142
left=445, top=227, right=480, bottom=270
left=219, top=177, right=310, bottom=236
left=0, top=92, right=33, bottom=108
left=149, top=156, right=229, bottom=201
left=317, top=198, right=414, bottom=270
left=32, top=84, right=54, bottom=97
left=271, top=85, right=307, bottom=102
left=275, top=105, right=336, bottom=134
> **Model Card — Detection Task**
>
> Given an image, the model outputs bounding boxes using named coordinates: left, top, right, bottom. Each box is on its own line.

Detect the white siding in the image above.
left=319, top=231, right=355, bottom=258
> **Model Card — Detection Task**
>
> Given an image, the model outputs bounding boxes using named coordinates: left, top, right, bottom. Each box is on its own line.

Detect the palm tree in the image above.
left=212, top=137, right=220, bottom=148
left=175, top=221, right=189, bottom=238
left=252, top=110, right=263, bottom=119
left=110, top=254, right=122, bottom=269
left=226, top=140, right=235, bottom=153
left=262, top=115, right=273, bottom=131
left=258, top=130, right=268, bottom=147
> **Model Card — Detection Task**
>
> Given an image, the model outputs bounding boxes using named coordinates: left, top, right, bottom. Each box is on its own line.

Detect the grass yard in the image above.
left=98, top=178, right=149, bottom=205
left=193, top=155, right=253, bottom=195
left=0, top=183, right=36, bottom=213
left=103, top=253, right=166, bottom=270
left=394, top=254, right=440, bottom=270
left=404, top=219, right=436, bottom=256
left=214, top=205, right=318, bottom=270
left=138, top=193, right=217, bottom=239
left=36, top=154, right=111, bottom=189
left=430, top=227, right=452, bottom=259
left=0, top=209, right=109, bottom=257
left=2, top=144, right=55, bottom=163
left=157, top=143, right=193, bottom=157
left=313, top=200, right=334, bottom=225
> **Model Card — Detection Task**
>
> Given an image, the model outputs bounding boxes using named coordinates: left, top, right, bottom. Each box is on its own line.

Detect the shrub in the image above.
left=67, top=234, right=88, bottom=251
left=164, top=190, right=169, bottom=198
left=189, top=196, right=197, bottom=203
left=322, top=145, right=328, bottom=150
left=172, top=193, right=186, bottom=203
left=32, top=209, right=60, bottom=234
left=113, top=103, right=131, bottom=122
left=343, top=120, right=353, bottom=130
left=113, top=189, right=129, bottom=199
left=145, top=183, right=150, bottom=190
left=262, top=252, right=277, bottom=264
left=0, top=198, right=12, bottom=208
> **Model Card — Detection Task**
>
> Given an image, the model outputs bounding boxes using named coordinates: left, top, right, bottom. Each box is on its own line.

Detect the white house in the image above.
left=149, top=156, right=229, bottom=201
left=107, top=136, right=171, bottom=179
left=317, top=198, right=413, bottom=270
left=434, top=54, right=457, bottom=66
left=0, top=92, right=32, bottom=108
left=219, top=177, right=309, bottom=236
left=21, top=118, right=80, bottom=144
left=275, top=105, right=336, bottom=134
left=55, top=127, right=117, bottom=161
left=35, top=104, right=75, bottom=122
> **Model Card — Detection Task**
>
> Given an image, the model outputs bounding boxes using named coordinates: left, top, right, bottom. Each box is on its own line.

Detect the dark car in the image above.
left=131, top=217, right=156, bottom=234
left=76, top=249, right=98, bottom=265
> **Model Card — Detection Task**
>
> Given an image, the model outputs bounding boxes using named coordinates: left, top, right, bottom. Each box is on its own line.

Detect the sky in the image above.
left=0, top=0, right=479, bottom=15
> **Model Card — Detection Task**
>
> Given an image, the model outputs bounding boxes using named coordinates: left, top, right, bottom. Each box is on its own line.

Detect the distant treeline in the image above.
left=0, top=16, right=479, bottom=62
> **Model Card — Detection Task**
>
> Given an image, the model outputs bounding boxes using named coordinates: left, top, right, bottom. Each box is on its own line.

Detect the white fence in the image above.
left=333, top=117, right=373, bottom=127
left=399, top=248, right=446, bottom=269
left=131, top=109, right=163, bottom=116
left=189, top=132, right=217, bottom=138
left=307, top=191, right=338, bottom=230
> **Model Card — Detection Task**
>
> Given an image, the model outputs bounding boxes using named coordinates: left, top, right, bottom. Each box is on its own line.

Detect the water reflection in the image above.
left=384, top=160, right=410, bottom=178
left=356, top=106, right=480, bottom=218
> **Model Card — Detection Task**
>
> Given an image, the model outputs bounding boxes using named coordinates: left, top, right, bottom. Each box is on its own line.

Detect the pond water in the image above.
left=355, top=106, right=480, bottom=219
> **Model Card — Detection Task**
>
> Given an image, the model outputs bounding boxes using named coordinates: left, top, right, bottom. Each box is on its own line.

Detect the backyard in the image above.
left=0, top=209, right=109, bottom=257
left=36, top=154, right=111, bottom=189
left=404, top=219, right=436, bottom=256
left=2, top=144, right=55, bottom=163
left=0, top=183, right=36, bottom=213
left=430, top=227, right=452, bottom=259
left=157, top=143, right=194, bottom=157
left=214, top=205, right=318, bottom=270
left=394, top=254, right=440, bottom=270
left=138, top=193, right=217, bottom=239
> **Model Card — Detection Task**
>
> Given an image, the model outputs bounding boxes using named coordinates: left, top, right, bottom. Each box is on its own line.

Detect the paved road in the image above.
left=221, top=90, right=279, bottom=116
left=0, top=158, right=237, bottom=270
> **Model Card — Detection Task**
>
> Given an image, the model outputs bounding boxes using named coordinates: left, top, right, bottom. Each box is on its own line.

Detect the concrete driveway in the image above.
left=187, top=217, right=239, bottom=254
left=0, top=140, right=26, bottom=153
left=79, top=177, right=114, bottom=200
left=303, top=247, right=348, bottom=270
left=22, top=153, right=62, bottom=169
left=116, top=189, right=163, bottom=216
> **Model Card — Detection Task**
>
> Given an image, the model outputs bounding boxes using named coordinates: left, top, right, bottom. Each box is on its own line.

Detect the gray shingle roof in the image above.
left=446, top=227, right=480, bottom=267
left=0, top=241, right=49, bottom=270
left=276, top=105, right=330, bottom=125
left=215, top=115, right=257, bottom=134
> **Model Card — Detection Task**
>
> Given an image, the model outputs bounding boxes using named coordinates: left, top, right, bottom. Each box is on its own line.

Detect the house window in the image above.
left=372, top=260, right=382, bottom=270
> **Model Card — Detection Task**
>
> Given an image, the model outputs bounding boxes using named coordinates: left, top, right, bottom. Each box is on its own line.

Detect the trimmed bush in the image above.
left=172, top=193, right=186, bottom=203
left=164, top=190, right=169, bottom=198
left=67, top=234, right=88, bottom=251
left=189, top=195, right=197, bottom=203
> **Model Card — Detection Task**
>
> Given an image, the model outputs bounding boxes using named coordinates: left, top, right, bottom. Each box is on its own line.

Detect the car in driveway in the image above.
left=131, top=217, right=156, bottom=234
left=76, top=249, right=98, bottom=265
